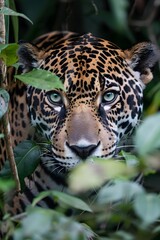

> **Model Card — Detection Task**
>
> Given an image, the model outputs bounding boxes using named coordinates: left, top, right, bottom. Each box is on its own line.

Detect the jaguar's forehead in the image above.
left=41, top=33, right=130, bottom=94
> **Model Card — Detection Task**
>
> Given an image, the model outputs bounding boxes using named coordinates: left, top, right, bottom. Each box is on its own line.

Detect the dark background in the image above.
left=13, top=0, right=160, bottom=46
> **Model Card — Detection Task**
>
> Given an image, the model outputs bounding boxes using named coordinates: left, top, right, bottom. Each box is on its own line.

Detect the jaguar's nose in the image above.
left=66, top=142, right=99, bottom=160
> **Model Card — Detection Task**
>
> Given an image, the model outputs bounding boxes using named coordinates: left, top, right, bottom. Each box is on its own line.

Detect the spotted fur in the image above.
left=0, top=31, right=159, bottom=214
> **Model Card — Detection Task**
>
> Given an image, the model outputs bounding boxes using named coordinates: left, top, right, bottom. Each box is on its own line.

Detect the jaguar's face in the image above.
left=18, top=33, right=159, bottom=170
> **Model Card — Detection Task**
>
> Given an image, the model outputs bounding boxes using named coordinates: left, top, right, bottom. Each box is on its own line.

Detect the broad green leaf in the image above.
left=53, top=191, right=92, bottom=212
left=0, top=88, right=9, bottom=118
left=133, top=193, right=160, bottom=225
left=135, top=114, right=160, bottom=156
left=98, top=180, right=144, bottom=204
left=14, top=207, right=94, bottom=240
left=14, top=140, right=41, bottom=188
left=18, top=207, right=53, bottom=237
left=69, top=159, right=137, bottom=193
left=32, top=190, right=92, bottom=212
left=31, top=191, right=53, bottom=206
left=0, top=140, right=41, bottom=188
left=0, top=43, right=18, bottom=66
left=0, top=7, right=33, bottom=24
left=15, top=69, right=64, bottom=91
left=0, top=44, right=9, bottom=52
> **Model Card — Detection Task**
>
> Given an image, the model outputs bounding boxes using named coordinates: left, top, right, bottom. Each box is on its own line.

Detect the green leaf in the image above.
left=121, top=151, right=139, bottom=167
left=14, top=207, right=94, bottom=240
left=0, top=7, right=33, bottom=24
left=153, top=225, right=160, bottom=234
left=135, top=114, right=160, bottom=156
left=17, top=207, right=53, bottom=237
left=97, top=180, right=144, bottom=204
left=0, top=140, right=41, bottom=189
left=15, top=69, right=65, bottom=91
left=32, top=190, right=92, bottom=212
left=14, top=140, right=41, bottom=188
left=0, top=43, right=18, bottom=66
left=0, top=88, right=10, bottom=118
left=53, top=191, right=92, bottom=212
left=69, top=159, right=137, bottom=193
left=112, top=231, right=134, bottom=240
left=9, top=0, right=19, bottom=43
left=133, top=193, right=160, bottom=225
left=0, top=178, right=15, bottom=192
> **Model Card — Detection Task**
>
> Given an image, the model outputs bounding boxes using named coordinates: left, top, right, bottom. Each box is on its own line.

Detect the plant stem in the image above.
left=2, top=113, right=21, bottom=192
left=0, top=0, right=21, bottom=191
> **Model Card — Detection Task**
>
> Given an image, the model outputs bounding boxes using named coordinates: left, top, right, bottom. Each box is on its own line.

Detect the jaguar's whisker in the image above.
left=116, top=145, right=135, bottom=149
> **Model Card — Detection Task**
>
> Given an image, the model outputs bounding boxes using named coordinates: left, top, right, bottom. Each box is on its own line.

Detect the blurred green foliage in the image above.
left=13, top=0, right=160, bottom=44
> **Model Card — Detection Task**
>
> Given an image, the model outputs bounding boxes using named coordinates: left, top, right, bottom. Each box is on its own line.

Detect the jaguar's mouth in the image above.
left=40, top=144, right=79, bottom=173
left=38, top=137, right=122, bottom=174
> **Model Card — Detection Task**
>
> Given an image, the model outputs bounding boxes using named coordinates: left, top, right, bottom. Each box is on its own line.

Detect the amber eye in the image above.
left=102, top=91, right=117, bottom=103
left=49, top=92, right=62, bottom=104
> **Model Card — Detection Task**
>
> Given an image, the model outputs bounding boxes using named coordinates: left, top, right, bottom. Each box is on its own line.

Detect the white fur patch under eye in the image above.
left=104, top=105, right=111, bottom=111
left=54, top=106, right=61, bottom=112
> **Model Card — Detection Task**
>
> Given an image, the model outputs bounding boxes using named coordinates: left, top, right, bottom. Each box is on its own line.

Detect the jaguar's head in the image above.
left=18, top=33, right=159, bottom=171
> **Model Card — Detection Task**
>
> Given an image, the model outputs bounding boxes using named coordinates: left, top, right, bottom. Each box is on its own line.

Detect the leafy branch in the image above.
left=0, top=0, right=21, bottom=191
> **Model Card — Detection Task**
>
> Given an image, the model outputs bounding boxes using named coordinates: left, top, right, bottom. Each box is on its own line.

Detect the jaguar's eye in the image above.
left=102, top=91, right=117, bottom=103
left=49, top=92, right=62, bottom=104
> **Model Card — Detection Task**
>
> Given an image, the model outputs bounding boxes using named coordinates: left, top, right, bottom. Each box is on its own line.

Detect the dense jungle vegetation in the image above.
left=0, top=0, right=160, bottom=239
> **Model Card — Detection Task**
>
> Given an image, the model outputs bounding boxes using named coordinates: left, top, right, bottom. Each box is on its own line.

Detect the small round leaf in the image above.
left=133, top=193, right=160, bottom=225
left=135, top=114, right=160, bottom=156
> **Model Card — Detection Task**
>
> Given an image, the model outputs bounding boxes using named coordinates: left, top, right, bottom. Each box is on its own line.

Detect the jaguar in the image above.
left=0, top=31, right=159, bottom=214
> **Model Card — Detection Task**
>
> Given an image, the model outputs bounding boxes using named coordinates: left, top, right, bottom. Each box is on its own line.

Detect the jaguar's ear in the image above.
left=17, top=42, right=45, bottom=72
left=124, top=42, right=160, bottom=85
